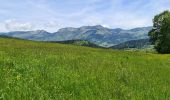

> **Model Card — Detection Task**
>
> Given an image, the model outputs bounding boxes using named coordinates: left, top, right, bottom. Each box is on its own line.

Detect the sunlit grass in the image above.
left=0, top=38, right=170, bottom=100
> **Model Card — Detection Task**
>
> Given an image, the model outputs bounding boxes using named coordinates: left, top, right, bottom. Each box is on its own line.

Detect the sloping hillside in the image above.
left=49, top=40, right=103, bottom=48
left=111, top=39, right=151, bottom=49
left=0, top=37, right=169, bottom=99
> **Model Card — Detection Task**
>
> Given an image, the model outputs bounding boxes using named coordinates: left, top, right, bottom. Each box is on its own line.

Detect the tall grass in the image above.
left=0, top=38, right=170, bottom=100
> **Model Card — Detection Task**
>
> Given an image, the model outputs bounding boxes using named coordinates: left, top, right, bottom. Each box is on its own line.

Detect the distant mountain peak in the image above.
left=34, top=30, right=50, bottom=34
left=35, top=30, right=48, bottom=33
left=58, top=27, right=76, bottom=32
left=94, top=25, right=103, bottom=27
left=79, top=25, right=105, bottom=29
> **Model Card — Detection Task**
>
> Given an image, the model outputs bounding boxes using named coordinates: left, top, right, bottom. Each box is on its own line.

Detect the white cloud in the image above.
left=0, top=0, right=170, bottom=32
left=42, top=20, right=64, bottom=32
left=0, top=23, right=8, bottom=32
left=46, top=21, right=58, bottom=28
left=4, top=19, right=34, bottom=31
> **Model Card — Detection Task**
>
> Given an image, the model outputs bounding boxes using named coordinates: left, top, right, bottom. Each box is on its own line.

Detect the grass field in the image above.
left=0, top=37, right=170, bottom=100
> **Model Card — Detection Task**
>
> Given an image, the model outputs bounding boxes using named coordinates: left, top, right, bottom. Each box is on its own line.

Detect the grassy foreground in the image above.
left=0, top=38, right=170, bottom=100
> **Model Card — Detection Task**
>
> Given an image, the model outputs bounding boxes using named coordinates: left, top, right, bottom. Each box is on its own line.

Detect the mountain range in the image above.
left=0, top=25, right=152, bottom=47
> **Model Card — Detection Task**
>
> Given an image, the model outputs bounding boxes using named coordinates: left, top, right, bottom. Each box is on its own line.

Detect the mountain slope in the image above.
left=2, top=30, right=51, bottom=40
left=49, top=40, right=103, bottom=48
left=110, top=39, right=151, bottom=49
left=0, top=35, right=10, bottom=38
left=0, top=34, right=103, bottom=48
left=0, top=25, right=152, bottom=47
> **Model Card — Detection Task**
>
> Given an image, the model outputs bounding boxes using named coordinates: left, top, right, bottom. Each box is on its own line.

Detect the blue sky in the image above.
left=0, top=0, right=170, bottom=32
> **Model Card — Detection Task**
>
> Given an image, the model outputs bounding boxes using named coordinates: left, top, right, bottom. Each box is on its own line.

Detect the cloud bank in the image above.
left=4, top=19, right=34, bottom=31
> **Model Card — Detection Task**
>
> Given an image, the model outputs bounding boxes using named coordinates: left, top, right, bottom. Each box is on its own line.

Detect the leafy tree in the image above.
left=149, top=10, right=170, bottom=54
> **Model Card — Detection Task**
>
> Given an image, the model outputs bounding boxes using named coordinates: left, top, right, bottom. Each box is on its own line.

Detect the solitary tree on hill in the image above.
left=149, top=10, right=170, bottom=54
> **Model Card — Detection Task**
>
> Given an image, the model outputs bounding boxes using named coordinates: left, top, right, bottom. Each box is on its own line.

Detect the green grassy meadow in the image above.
left=0, top=37, right=170, bottom=100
